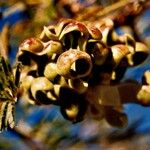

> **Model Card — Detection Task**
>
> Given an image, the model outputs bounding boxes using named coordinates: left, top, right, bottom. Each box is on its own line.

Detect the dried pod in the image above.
left=40, top=40, right=62, bottom=57
left=87, top=41, right=109, bottom=65
left=59, top=86, right=87, bottom=123
left=56, top=18, right=76, bottom=36
left=68, top=79, right=88, bottom=94
left=59, top=21, right=89, bottom=50
left=118, top=34, right=135, bottom=53
left=94, top=18, right=114, bottom=44
left=56, top=49, right=92, bottom=79
left=40, top=26, right=58, bottom=41
left=59, top=21, right=89, bottom=40
left=111, top=44, right=130, bottom=66
left=19, top=38, right=44, bottom=53
left=31, top=77, right=54, bottom=102
left=94, top=18, right=114, bottom=31
left=130, top=42, right=150, bottom=66
left=44, top=62, right=58, bottom=81
left=104, top=107, right=128, bottom=128
left=88, top=26, right=102, bottom=40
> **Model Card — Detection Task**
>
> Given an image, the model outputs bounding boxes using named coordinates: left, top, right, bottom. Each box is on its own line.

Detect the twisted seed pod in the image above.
left=118, top=34, right=135, bottom=53
left=39, top=40, right=63, bottom=57
left=94, top=18, right=114, bottom=44
left=31, top=77, right=53, bottom=103
left=59, top=21, right=89, bottom=40
left=68, top=79, right=88, bottom=94
left=111, top=44, right=130, bottom=67
left=56, top=49, right=92, bottom=79
left=40, top=26, right=58, bottom=41
left=56, top=19, right=76, bottom=37
left=59, top=21, right=89, bottom=51
left=19, top=38, right=44, bottom=53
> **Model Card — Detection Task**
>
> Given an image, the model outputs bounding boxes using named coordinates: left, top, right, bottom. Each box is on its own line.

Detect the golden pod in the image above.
left=68, top=79, right=88, bottom=94
left=56, top=49, right=92, bottom=79
left=44, top=63, right=58, bottom=81
left=19, top=38, right=44, bottom=53
left=40, top=25, right=58, bottom=41
left=31, top=77, right=54, bottom=100
left=111, top=44, right=130, bottom=66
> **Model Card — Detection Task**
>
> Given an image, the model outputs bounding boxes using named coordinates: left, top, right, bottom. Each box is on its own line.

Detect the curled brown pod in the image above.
left=56, top=49, right=92, bottom=79
left=59, top=21, right=89, bottom=40
left=56, top=18, right=77, bottom=36
left=19, top=37, right=44, bottom=53
left=59, top=21, right=89, bottom=50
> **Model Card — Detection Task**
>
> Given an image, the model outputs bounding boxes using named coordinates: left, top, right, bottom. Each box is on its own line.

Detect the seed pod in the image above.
left=40, top=41, right=62, bottom=57
left=111, top=44, right=130, bottom=67
left=68, top=79, right=88, bottom=94
left=88, top=41, right=109, bottom=65
left=118, top=34, right=135, bottom=53
left=59, top=21, right=89, bottom=50
left=129, top=42, right=150, bottom=66
left=56, top=18, right=76, bottom=36
left=31, top=77, right=54, bottom=102
left=19, top=38, right=44, bottom=53
left=59, top=21, right=89, bottom=40
left=56, top=49, right=92, bottom=79
left=59, top=86, right=87, bottom=123
left=44, top=62, right=58, bottom=81
left=40, top=26, right=58, bottom=41
left=88, top=26, right=102, bottom=40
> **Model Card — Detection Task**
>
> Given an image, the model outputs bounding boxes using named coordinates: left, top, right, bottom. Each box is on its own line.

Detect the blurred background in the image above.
left=0, top=0, right=150, bottom=149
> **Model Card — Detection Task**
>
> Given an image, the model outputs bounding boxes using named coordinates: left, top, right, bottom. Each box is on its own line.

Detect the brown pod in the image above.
left=56, top=49, right=92, bottom=79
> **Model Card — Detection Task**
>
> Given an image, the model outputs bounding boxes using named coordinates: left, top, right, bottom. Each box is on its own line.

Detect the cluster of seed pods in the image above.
left=17, top=18, right=150, bottom=127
